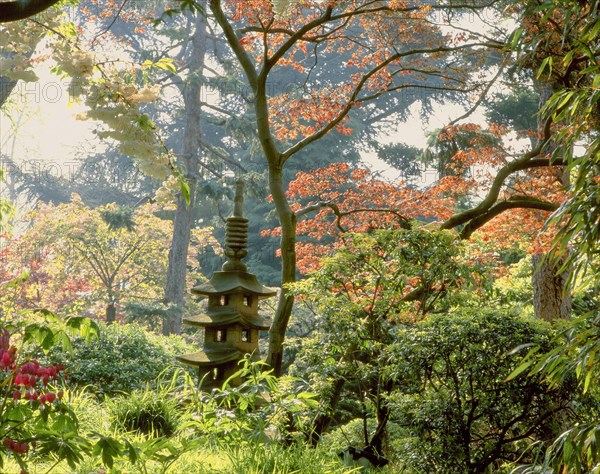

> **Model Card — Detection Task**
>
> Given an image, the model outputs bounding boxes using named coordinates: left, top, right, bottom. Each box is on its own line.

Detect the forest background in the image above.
left=0, top=0, right=599, bottom=473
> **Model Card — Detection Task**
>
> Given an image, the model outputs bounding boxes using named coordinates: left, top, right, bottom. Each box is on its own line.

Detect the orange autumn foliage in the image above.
left=217, top=0, right=487, bottom=143
left=264, top=162, right=459, bottom=273
left=477, top=167, right=566, bottom=254
left=267, top=122, right=568, bottom=274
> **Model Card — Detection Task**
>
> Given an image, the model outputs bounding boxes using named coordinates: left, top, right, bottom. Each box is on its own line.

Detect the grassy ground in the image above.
left=3, top=443, right=399, bottom=473
left=2, top=388, right=403, bottom=474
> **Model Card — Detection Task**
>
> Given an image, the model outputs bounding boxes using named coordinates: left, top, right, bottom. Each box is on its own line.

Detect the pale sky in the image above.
left=0, top=53, right=489, bottom=191
left=0, top=68, right=102, bottom=183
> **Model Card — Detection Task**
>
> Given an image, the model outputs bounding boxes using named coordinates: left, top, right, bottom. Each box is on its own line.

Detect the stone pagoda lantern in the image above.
left=177, top=181, right=276, bottom=387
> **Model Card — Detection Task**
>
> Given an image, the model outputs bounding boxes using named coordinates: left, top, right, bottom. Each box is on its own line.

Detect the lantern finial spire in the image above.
left=222, top=180, right=248, bottom=271
left=233, top=180, right=244, bottom=218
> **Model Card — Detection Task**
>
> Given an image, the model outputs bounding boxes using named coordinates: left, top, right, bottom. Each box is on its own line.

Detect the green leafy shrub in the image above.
left=389, top=309, right=577, bottom=474
left=46, top=322, right=195, bottom=394
left=289, top=229, right=479, bottom=450
left=109, top=388, right=181, bottom=437
left=182, top=357, right=318, bottom=447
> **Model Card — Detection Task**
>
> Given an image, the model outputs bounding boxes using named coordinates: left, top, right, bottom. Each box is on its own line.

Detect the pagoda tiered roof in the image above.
left=192, top=271, right=276, bottom=298
left=183, top=310, right=271, bottom=330
left=176, top=349, right=242, bottom=367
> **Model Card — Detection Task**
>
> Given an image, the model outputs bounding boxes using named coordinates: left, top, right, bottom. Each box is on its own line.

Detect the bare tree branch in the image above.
left=459, top=196, right=559, bottom=239
left=440, top=118, right=556, bottom=231
left=0, top=0, right=60, bottom=23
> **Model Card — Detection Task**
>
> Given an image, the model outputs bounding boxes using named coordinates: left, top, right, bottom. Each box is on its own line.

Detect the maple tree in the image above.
left=283, top=118, right=565, bottom=277
left=210, top=0, right=513, bottom=374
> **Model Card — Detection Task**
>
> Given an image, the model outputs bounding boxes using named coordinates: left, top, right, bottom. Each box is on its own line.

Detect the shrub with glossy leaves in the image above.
left=47, top=322, right=194, bottom=394
left=389, top=309, right=577, bottom=474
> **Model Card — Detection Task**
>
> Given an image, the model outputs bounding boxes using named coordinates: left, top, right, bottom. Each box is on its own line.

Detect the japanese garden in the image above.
left=0, top=0, right=599, bottom=472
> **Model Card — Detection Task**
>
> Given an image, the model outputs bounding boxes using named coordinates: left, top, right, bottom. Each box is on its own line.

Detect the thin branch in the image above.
left=210, top=0, right=258, bottom=90
left=198, top=140, right=248, bottom=173
left=282, top=42, right=497, bottom=162
left=91, top=0, right=130, bottom=47
left=459, top=197, right=559, bottom=239
left=295, top=200, right=411, bottom=232
left=446, top=58, right=508, bottom=127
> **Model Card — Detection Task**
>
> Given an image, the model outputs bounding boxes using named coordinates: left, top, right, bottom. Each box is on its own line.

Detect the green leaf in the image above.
left=22, top=308, right=59, bottom=322
left=537, top=56, right=553, bottom=78
left=55, top=331, right=73, bottom=353
left=23, top=324, right=56, bottom=351
left=510, top=27, right=524, bottom=49
left=142, top=58, right=177, bottom=74
left=66, top=317, right=100, bottom=342
left=506, top=359, right=534, bottom=381
left=55, top=22, right=78, bottom=38
left=124, top=439, right=140, bottom=464
left=583, top=370, right=593, bottom=394
left=93, top=435, right=123, bottom=469
left=52, top=413, right=78, bottom=433
left=178, top=176, right=191, bottom=205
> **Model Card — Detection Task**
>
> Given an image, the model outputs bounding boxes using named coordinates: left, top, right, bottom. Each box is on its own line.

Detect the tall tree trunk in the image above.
left=163, top=190, right=196, bottom=335
left=532, top=81, right=571, bottom=321
left=266, top=162, right=297, bottom=375
left=162, top=13, right=206, bottom=335
left=105, top=301, right=116, bottom=324
left=532, top=253, right=571, bottom=321
left=105, top=285, right=116, bottom=323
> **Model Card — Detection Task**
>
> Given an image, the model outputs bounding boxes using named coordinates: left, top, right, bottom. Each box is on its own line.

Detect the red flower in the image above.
left=1, top=351, right=11, bottom=367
